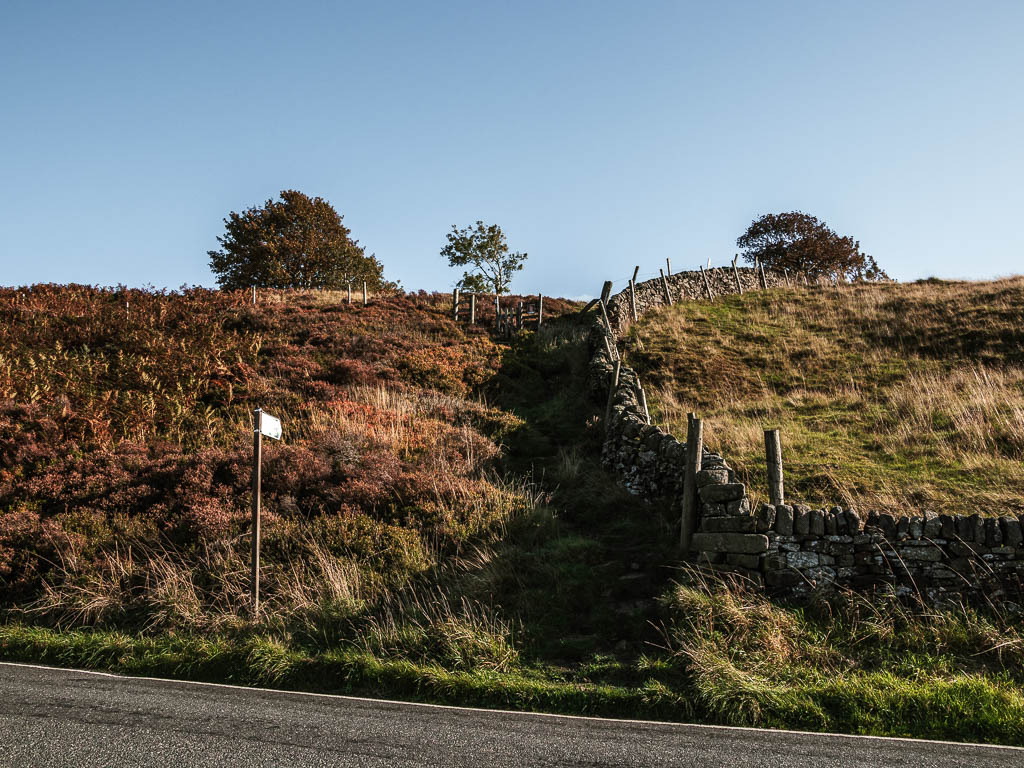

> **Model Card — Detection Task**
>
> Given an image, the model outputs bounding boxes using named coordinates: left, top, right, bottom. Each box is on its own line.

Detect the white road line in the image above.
left=2, top=660, right=1020, bottom=752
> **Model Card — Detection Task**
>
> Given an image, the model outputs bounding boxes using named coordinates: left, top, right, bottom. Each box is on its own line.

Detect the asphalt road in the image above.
left=1, top=662, right=1021, bottom=767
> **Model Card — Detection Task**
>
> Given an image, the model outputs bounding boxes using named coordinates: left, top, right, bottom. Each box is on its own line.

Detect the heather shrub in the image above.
left=0, top=286, right=574, bottom=631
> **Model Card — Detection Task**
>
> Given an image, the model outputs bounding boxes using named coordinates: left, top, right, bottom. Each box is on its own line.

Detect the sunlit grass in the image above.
left=628, top=277, right=1024, bottom=514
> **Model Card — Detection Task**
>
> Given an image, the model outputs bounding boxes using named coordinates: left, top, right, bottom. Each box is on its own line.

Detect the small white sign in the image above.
left=260, top=412, right=282, bottom=440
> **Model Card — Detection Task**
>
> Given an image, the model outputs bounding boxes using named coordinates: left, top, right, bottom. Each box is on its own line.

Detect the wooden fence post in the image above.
left=602, top=334, right=616, bottom=363
left=599, top=299, right=614, bottom=340
left=638, top=384, right=651, bottom=424
left=681, top=414, right=703, bottom=551
left=764, top=428, right=784, bottom=506
left=362, top=281, right=368, bottom=305
left=759, top=261, right=769, bottom=290
left=732, top=255, right=743, bottom=295
left=666, top=257, right=672, bottom=276
left=537, top=294, right=543, bottom=326
left=659, top=269, right=672, bottom=304
left=600, top=280, right=613, bottom=306
left=452, top=288, right=460, bottom=321
left=470, top=293, right=476, bottom=324
left=629, top=279, right=638, bottom=322
left=632, top=265, right=640, bottom=284
left=347, top=283, right=352, bottom=305
left=605, top=359, right=621, bottom=422
left=699, top=266, right=715, bottom=300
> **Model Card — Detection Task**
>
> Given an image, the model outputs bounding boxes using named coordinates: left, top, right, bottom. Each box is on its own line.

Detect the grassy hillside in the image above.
left=0, top=285, right=562, bottom=625
left=2, top=282, right=1024, bottom=744
left=626, top=277, right=1024, bottom=515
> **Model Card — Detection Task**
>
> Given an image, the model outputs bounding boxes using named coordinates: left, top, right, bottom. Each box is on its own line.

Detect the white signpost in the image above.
left=252, top=408, right=282, bottom=615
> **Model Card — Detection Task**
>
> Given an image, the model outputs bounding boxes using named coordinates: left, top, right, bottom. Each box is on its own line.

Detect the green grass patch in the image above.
left=628, top=278, right=1024, bottom=514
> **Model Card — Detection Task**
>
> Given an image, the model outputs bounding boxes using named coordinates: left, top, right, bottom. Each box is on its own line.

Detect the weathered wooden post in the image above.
left=783, top=268, right=791, bottom=287
left=732, top=255, right=743, bottom=295
left=362, top=281, right=368, bottom=305
left=605, top=359, right=621, bottom=422
left=699, top=266, right=715, bottom=300
left=659, top=269, right=672, bottom=304
left=347, top=283, right=352, bottom=305
left=759, top=261, right=769, bottom=290
left=469, top=293, right=476, bottom=324
left=681, top=413, right=703, bottom=550
left=452, top=288, right=460, bottom=321
left=600, top=280, right=613, bottom=306
left=666, top=257, right=672, bottom=277
left=764, top=428, right=784, bottom=506
left=638, top=384, right=651, bottom=424
left=632, top=265, right=640, bottom=284
left=251, top=409, right=262, bottom=614
left=537, top=294, right=543, bottom=326
left=599, top=299, right=614, bottom=339
left=602, top=334, right=616, bottom=363
left=629, top=279, right=638, bottom=322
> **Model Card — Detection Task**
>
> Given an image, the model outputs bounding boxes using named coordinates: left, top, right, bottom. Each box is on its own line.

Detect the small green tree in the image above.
left=440, top=221, right=526, bottom=294
left=208, top=190, right=384, bottom=290
left=737, top=211, right=888, bottom=282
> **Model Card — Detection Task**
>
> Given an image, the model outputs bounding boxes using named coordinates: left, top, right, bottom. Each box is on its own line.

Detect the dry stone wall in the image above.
left=589, top=267, right=1024, bottom=607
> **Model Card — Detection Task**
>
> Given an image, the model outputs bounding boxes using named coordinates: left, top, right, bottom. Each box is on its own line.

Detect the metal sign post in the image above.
left=251, top=408, right=282, bottom=616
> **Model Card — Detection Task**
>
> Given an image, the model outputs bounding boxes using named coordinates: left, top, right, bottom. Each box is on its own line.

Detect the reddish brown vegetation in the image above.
left=0, top=284, right=575, bottom=618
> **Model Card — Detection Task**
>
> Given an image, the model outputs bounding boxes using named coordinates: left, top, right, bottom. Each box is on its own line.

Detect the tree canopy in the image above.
left=208, top=190, right=384, bottom=290
left=440, top=221, right=526, bottom=295
left=737, top=212, right=888, bottom=282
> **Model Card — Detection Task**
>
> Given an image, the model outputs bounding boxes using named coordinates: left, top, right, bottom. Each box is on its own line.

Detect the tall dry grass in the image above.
left=630, top=277, right=1024, bottom=514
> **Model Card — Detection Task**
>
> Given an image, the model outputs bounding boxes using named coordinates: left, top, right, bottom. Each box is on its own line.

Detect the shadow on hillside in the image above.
left=457, top=313, right=684, bottom=668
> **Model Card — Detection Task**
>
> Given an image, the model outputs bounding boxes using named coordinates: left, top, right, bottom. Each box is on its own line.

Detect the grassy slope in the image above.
left=626, top=277, right=1024, bottom=515
left=2, top=284, right=1024, bottom=743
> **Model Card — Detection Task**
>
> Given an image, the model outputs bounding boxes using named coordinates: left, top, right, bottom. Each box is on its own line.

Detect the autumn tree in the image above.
left=737, top=212, right=888, bottom=282
left=440, top=221, right=526, bottom=294
left=208, top=190, right=384, bottom=290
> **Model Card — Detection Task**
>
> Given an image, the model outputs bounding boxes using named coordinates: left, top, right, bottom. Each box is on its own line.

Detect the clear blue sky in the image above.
left=3, top=1, right=1022, bottom=297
